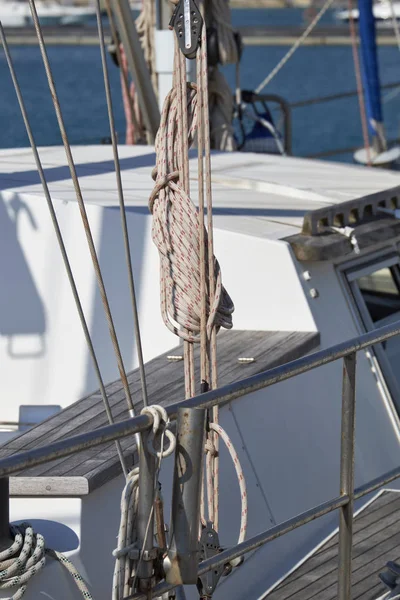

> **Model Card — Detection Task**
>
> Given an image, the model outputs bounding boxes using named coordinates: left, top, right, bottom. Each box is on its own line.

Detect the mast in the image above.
left=357, top=0, right=386, bottom=154
left=354, top=0, right=400, bottom=165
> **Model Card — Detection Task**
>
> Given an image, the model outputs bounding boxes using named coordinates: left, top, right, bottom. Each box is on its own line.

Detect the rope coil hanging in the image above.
left=148, top=74, right=234, bottom=345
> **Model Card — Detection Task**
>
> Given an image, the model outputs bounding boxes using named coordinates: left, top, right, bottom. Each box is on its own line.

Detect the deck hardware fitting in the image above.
left=238, top=357, right=255, bottom=364
left=137, top=425, right=156, bottom=592
left=165, top=408, right=206, bottom=585
left=310, top=288, right=319, bottom=299
left=167, top=355, right=184, bottom=362
left=197, top=523, right=225, bottom=597
left=303, top=271, right=312, bottom=281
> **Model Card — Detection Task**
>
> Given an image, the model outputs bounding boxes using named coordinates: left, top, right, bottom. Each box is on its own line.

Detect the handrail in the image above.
left=0, top=319, right=400, bottom=477
left=2, top=322, right=400, bottom=599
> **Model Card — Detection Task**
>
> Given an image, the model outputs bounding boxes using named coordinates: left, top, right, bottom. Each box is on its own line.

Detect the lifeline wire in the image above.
left=27, top=0, right=137, bottom=419
left=0, top=21, right=128, bottom=478
left=94, top=0, right=148, bottom=407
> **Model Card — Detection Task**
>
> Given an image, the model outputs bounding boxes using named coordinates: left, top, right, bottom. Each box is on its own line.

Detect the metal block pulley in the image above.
left=169, top=0, right=203, bottom=59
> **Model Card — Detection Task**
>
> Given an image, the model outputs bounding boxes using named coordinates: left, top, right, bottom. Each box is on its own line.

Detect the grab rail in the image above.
left=1, top=318, right=400, bottom=599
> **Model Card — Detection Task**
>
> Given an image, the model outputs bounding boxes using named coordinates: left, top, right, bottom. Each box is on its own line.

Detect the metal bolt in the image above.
left=310, top=288, right=319, bottom=299
left=303, top=271, right=312, bottom=281
left=237, top=357, right=255, bottom=364
left=167, top=355, right=184, bottom=362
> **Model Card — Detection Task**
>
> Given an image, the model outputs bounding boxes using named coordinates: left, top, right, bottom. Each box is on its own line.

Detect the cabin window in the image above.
left=346, top=254, right=400, bottom=403
left=357, top=267, right=400, bottom=323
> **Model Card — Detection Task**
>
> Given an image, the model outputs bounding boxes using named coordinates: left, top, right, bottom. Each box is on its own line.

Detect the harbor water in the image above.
left=1, top=8, right=400, bottom=162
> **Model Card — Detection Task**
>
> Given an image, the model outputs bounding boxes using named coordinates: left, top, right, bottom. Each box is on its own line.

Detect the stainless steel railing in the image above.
left=1, top=319, right=400, bottom=599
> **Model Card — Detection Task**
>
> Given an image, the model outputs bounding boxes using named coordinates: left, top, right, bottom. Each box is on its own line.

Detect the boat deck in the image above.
left=268, top=490, right=400, bottom=600
left=0, top=329, right=319, bottom=496
left=2, top=145, right=400, bottom=242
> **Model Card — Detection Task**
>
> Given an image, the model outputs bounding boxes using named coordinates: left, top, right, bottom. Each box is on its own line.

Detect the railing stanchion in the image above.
left=338, top=352, right=357, bottom=600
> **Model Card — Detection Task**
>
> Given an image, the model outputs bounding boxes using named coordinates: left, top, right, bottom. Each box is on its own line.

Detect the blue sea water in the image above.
left=1, top=8, right=400, bottom=162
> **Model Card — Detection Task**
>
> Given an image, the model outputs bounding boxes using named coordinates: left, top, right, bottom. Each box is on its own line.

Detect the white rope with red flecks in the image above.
left=148, top=3, right=247, bottom=546
left=203, top=423, right=248, bottom=544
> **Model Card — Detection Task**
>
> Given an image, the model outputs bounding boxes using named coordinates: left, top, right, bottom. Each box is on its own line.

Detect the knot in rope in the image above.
left=141, top=405, right=176, bottom=458
left=149, top=84, right=234, bottom=343
left=204, top=437, right=218, bottom=456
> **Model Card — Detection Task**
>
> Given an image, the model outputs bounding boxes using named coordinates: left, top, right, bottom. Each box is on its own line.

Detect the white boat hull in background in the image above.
left=0, top=0, right=96, bottom=27
left=336, top=0, right=400, bottom=20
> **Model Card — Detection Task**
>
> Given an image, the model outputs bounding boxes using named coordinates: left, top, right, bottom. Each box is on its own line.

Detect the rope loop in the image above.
left=141, top=405, right=176, bottom=458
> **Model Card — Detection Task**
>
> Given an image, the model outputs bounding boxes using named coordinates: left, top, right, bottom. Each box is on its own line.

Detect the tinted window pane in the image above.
left=357, top=267, right=400, bottom=323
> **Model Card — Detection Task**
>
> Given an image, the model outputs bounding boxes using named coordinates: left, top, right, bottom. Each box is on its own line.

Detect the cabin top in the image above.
left=267, top=489, right=400, bottom=600
left=0, top=329, right=319, bottom=497
left=2, top=145, right=400, bottom=244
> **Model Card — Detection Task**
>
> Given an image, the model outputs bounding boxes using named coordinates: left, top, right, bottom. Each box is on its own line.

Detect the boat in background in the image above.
left=336, top=0, right=400, bottom=21
left=0, top=0, right=96, bottom=26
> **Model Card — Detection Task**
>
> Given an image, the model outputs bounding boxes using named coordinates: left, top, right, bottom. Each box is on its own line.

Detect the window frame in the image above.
left=339, top=251, right=400, bottom=412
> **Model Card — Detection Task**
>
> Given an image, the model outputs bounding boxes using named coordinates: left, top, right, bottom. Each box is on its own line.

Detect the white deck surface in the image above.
left=2, top=145, right=400, bottom=240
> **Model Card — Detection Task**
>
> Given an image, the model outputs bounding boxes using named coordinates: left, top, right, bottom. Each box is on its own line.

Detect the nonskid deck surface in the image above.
left=1, top=145, right=400, bottom=241
left=268, top=490, right=400, bottom=600
left=0, top=330, right=319, bottom=495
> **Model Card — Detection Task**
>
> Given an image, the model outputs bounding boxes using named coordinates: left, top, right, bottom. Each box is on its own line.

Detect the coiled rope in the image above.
left=0, top=523, right=92, bottom=600
left=148, top=55, right=234, bottom=347
left=112, top=406, right=175, bottom=600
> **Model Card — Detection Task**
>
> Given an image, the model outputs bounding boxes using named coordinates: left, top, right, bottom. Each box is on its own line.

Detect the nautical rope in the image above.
left=208, top=68, right=236, bottom=151
left=119, top=45, right=145, bottom=145
left=207, top=0, right=238, bottom=65
left=135, top=0, right=158, bottom=95
left=46, top=550, right=93, bottom=600
left=347, top=0, right=372, bottom=165
left=255, top=0, right=335, bottom=94
left=148, top=61, right=234, bottom=348
left=104, top=0, right=144, bottom=143
left=0, top=524, right=92, bottom=600
left=203, top=423, right=248, bottom=544
left=112, top=406, right=175, bottom=600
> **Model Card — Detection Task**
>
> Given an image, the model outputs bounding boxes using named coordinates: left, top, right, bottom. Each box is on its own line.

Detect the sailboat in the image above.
left=2, top=0, right=400, bottom=598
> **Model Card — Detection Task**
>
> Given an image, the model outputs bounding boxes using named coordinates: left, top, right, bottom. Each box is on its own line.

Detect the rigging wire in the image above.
left=347, top=0, right=372, bottom=165
left=199, top=18, right=220, bottom=529
left=94, top=0, right=149, bottom=408
left=0, top=21, right=128, bottom=478
left=104, top=0, right=143, bottom=143
left=26, top=0, right=138, bottom=421
left=254, top=0, right=336, bottom=95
